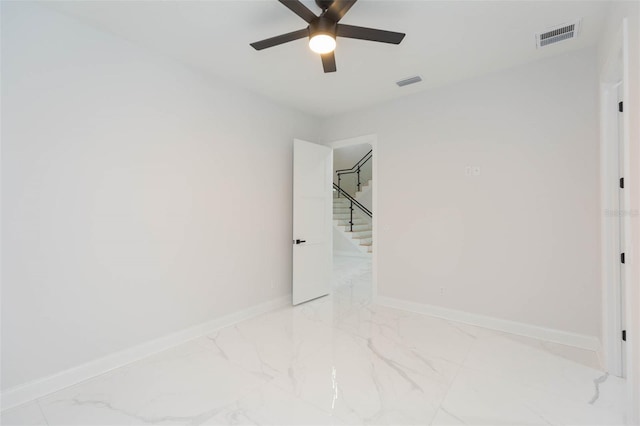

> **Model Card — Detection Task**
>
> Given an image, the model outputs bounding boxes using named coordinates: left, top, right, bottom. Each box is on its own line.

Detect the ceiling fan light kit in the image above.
left=250, top=0, right=406, bottom=73
left=308, top=18, right=337, bottom=54
left=309, top=34, right=336, bottom=54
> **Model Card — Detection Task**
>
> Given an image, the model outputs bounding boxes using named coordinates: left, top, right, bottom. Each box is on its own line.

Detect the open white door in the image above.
left=292, top=139, right=332, bottom=305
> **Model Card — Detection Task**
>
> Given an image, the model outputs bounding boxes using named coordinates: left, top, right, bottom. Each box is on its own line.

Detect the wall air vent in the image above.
left=536, top=20, right=580, bottom=48
left=396, top=76, right=422, bottom=87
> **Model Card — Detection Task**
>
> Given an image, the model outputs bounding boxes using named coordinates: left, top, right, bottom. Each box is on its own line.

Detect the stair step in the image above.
left=355, top=180, right=372, bottom=192
left=336, top=224, right=364, bottom=236
left=337, top=225, right=371, bottom=233
left=351, top=230, right=372, bottom=238
left=333, top=213, right=353, bottom=220
left=333, top=177, right=373, bottom=249
left=357, top=181, right=372, bottom=192
left=335, top=219, right=368, bottom=226
left=334, top=213, right=368, bottom=220
left=336, top=225, right=368, bottom=231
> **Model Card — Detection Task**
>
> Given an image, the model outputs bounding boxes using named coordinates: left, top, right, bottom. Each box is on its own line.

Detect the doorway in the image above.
left=328, top=135, right=377, bottom=303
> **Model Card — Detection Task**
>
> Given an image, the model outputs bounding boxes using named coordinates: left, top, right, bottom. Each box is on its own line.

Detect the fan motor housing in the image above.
left=310, top=18, right=337, bottom=38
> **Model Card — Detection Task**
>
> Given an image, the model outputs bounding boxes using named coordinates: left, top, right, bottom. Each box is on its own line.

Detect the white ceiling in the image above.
left=45, top=0, right=611, bottom=117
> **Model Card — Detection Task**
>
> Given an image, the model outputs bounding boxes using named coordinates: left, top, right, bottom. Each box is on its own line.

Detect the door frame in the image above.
left=599, top=20, right=631, bottom=379
left=327, top=134, right=379, bottom=299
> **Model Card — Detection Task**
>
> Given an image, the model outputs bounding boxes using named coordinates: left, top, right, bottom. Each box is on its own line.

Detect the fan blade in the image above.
left=337, top=24, right=405, bottom=44
left=250, top=28, right=309, bottom=50
left=321, top=51, right=337, bottom=73
left=324, top=0, right=357, bottom=22
left=278, top=0, right=317, bottom=23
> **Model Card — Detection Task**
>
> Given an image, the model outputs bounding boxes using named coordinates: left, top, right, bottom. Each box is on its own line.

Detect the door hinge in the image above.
left=621, top=252, right=625, bottom=264
left=620, top=177, right=624, bottom=189
left=619, top=101, right=623, bottom=112
left=622, top=330, right=627, bottom=341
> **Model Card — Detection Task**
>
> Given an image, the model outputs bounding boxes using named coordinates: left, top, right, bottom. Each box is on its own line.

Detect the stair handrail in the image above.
left=335, top=149, right=372, bottom=175
left=335, top=149, right=372, bottom=193
left=333, top=184, right=371, bottom=217
left=333, top=183, right=371, bottom=232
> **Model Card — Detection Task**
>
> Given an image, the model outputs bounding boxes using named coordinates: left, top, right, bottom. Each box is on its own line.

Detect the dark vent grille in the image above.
left=537, top=22, right=579, bottom=48
left=396, top=76, right=422, bottom=87
left=540, top=24, right=575, bottom=40
left=540, top=31, right=574, bottom=46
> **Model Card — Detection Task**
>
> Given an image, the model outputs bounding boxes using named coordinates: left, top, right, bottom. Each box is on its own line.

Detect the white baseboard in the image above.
left=334, top=250, right=371, bottom=258
left=1, top=295, right=290, bottom=411
left=375, top=296, right=601, bottom=352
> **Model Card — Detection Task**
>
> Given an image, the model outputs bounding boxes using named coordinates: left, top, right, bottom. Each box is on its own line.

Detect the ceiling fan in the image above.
left=250, top=0, right=406, bottom=73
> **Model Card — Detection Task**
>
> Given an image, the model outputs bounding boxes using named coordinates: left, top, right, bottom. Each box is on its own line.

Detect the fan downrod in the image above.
left=315, top=0, right=334, bottom=11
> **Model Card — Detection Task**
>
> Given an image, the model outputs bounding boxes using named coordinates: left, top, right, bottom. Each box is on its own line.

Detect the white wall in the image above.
left=321, top=48, right=601, bottom=339
left=333, top=143, right=372, bottom=197
left=333, top=144, right=371, bottom=175
left=333, top=227, right=363, bottom=255
left=598, top=1, right=640, bottom=421
left=356, top=186, right=372, bottom=212
left=1, top=3, right=319, bottom=391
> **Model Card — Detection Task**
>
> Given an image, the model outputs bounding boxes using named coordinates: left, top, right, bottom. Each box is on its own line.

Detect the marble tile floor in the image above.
left=2, top=256, right=629, bottom=425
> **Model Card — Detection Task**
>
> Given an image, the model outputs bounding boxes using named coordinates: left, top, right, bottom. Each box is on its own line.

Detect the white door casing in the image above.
left=292, top=139, right=333, bottom=305
left=617, top=82, right=627, bottom=377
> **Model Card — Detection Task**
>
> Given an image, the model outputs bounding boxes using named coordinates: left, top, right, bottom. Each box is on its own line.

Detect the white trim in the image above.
left=599, top=16, right=633, bottom=380
left=376, top=296, right=601, bottom=351
left=600, top=78, right=624, bottom=376
left=327, top=134, right=376, bottom=150
left=619, top=17, right=637, bottom=423
left=0, top=295, right=290, bottom=411
left=328, top=134, right=378, bottom=299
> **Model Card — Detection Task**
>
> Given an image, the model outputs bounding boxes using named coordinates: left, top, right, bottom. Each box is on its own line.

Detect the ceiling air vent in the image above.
left=396, top=76, right=422, bottom=87
left=536, top=20, right=580, bottom=48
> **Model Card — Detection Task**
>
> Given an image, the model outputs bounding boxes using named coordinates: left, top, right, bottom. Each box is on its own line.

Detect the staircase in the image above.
left=333, top=180, right=372, bottom=254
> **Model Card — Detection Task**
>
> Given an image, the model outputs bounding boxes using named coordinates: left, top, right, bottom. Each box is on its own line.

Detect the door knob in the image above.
left=295, top=239, right=306, bottom=245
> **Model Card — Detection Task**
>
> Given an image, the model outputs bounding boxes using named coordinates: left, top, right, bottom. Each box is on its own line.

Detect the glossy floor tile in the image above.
left=1, top=256, right=629, bottom=425
left=0, top=401, right=47, bottom=426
